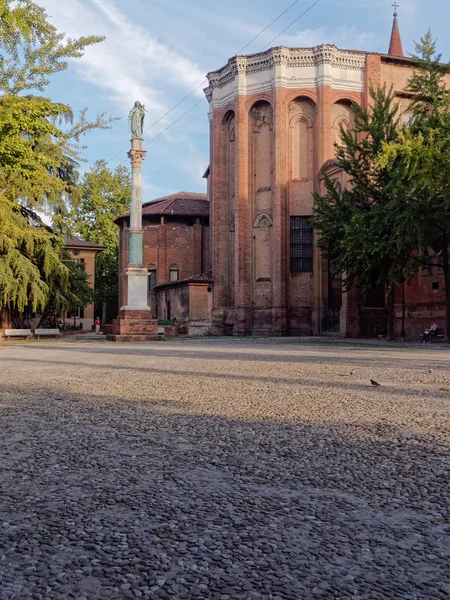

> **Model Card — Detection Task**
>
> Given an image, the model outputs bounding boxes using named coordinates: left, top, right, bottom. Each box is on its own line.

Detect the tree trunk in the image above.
left=386, top=289, right=395, bottom=340
left=401, top=282, right=406, bottom=339
left=442, top=242, right=450, bottom=342
left=37, top=307, right=52, bottom=329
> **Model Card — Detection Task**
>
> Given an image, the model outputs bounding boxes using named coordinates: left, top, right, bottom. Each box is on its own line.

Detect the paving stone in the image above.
left=1, top=338, right=450, bottom=600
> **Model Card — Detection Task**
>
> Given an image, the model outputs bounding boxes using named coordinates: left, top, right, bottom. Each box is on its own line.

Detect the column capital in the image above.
left=128, top=148, right=147, bottom=168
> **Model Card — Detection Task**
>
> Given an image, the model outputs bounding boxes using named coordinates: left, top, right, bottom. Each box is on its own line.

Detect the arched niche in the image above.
left=319, top=159, right=349, bottom=194
left=249, top=100, right=273, bottom=213
left=222, top=110, right=236, bottom=307
left=253, top=213, right=273, bottom=229
left=249, top=102, right=274, bottom=301
left=331, top=100, right=355, bottom=148
left=253, top=214, right=273, bottom=282
left=288, top=97, right=315, bottom=181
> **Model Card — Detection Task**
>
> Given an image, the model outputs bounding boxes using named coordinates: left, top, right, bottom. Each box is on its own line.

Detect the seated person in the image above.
left=422, top=320, right=438, bottom=343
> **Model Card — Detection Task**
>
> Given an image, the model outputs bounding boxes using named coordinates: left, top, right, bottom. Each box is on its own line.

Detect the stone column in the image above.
left=108, top=137, right=160, bottom=341
left=122, top=137, right=151, bottom=312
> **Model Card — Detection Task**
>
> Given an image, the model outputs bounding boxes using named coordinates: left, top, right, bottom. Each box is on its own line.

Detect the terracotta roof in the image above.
left=116, top=192, right=209, bottom=222
left=154, top=271, right=213, bottom=290
left=65, top=237, right=106, bottom=250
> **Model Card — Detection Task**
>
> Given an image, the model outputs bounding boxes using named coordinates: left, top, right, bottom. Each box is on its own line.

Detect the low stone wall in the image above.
left=394, top=302, right=446, bottom=341
left=187, top=321, right=212, bottom=337
left=163, top=325, right=177, bottom=337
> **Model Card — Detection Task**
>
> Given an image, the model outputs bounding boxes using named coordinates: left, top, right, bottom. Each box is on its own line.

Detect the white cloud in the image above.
left=40, top=0, right=206, bottom=127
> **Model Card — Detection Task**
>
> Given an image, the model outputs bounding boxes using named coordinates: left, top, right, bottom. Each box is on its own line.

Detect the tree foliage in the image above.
left=0, top=0, right=104, bottom=94
left=379, top=31, right=450, bottom=339
left=0, top=0, right=113, bottom=316
left=314, top=30, right=450, bottom=339
left=0, top=201, right=65, bottom=312
left=37, top=255, right=93, bottom=327
left=313, top=85, right=404, bottom=326
left=70, top=160, right=130, bottom=323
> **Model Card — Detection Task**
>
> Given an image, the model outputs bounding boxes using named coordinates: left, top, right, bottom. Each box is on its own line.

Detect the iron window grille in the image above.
left=148, top=269, right=157, bottom=291
left=67, top=307, right=84, bottom=319
left=290, top=216, right=313, bottom=273
left=169, top=269, right=179, bottom=282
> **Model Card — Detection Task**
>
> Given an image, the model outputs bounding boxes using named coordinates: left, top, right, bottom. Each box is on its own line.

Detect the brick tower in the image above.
left=204, top=46, right=367, bottom=336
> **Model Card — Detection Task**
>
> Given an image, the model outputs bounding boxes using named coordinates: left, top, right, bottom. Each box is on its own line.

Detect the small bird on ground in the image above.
left=428, top=368, right=434, bottom=374
left=370, top=379, right=381, bottom=387
left=350, top=369, right=355, bottom=376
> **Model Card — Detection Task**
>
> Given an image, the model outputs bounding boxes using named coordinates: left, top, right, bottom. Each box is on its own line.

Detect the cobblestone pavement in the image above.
left=1, top=338, right=449, bottom=600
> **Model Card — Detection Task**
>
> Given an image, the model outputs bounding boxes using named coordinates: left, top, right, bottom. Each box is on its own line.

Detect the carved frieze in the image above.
left=204, top=44, right=366, bottom=108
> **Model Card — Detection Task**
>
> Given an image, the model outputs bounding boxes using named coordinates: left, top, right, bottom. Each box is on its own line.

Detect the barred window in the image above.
left=67, top=307, right=84, bottom=319
left=169, top=268, right=179, bottom=282
left=148, top=269, right=157, bottom=291
left=290, top=216, right=313, bottom=273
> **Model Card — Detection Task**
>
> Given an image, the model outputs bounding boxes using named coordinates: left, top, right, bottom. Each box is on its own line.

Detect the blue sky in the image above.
left=40, top=0, right=450, bottom=201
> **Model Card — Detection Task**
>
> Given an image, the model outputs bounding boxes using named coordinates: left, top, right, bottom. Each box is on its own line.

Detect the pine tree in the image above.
left=0, top=0, right=113, bottom=317
left=313, top=85, right=403, bottom=337
left=37, top=256, right=93, bottom=328
left=380, top=31, right=450, bottom=340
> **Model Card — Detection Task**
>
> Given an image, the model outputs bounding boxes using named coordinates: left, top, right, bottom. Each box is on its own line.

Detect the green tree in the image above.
left=71, top=160, right=130, bottom=323
left=0, top=0, right=113, bottom=316
left=0, top=0, right=104, bottom=94
left=379, top=31, right=450, bottom=340
left=37, top=255, right=93, bottom=328
left=0, top=201, right=66, bottom=313
left=313, top=85, right=404, bottom=337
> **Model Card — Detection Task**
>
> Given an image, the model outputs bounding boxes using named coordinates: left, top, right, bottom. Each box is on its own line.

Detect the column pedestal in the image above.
left=107, top=309, right=161, bottom=342
left=121, top=267, right=150, bottom=311
left=107, top=269, right=161, bottom=342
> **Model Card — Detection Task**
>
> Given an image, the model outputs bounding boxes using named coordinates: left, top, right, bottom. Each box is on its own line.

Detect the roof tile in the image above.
left=117, top=192, right=209, bottom=222
left=65, top=237, right=106, bottom=249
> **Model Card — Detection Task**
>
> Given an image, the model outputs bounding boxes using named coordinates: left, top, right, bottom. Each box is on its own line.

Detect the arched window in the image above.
left=148, top=265, right=157, bottom=291
left=169, top=264, right=180, bottom=282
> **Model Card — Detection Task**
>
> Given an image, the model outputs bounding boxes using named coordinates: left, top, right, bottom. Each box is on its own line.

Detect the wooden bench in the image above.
left=34, top=328, right=61, bottom=339
left=4, top=329, right=32, bottom=340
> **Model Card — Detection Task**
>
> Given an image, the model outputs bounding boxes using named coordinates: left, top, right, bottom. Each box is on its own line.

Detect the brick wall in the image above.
left=210, top=83, right=365, bottom=336
left=119, top=215, right=210, bottom=313
left=207, top=49, right=450, bottom=339
left=156, top=282, right=213, bottom=336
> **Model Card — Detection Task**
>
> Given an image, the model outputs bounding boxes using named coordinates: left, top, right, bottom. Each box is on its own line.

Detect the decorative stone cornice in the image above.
left=204, top=45, right=366, bottom=108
